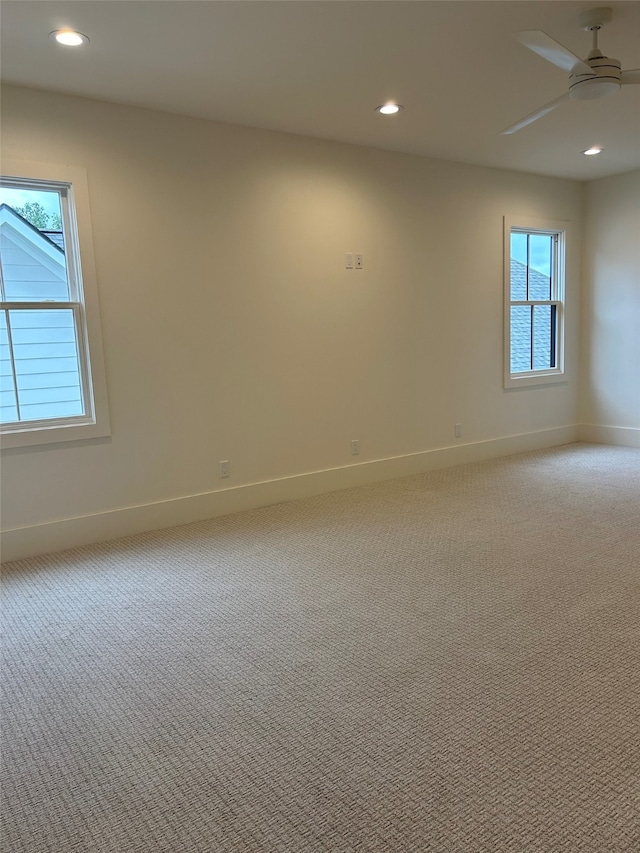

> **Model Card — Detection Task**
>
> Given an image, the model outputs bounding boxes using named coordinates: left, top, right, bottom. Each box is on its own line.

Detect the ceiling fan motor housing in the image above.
left=569, top=50, right=622, bottom=99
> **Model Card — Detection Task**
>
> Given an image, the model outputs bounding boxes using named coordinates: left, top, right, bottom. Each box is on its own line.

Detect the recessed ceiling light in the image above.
left=582, top=146, right=604, bottom=156
left=50, top=30, right=90, bottom=47
left=376, top=103, right=403, bottom=115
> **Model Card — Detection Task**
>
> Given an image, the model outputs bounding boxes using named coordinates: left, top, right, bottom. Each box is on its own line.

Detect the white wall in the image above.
left=1, top=85, right=583, bottom=558
left=580, top=170, right=640, bottom=447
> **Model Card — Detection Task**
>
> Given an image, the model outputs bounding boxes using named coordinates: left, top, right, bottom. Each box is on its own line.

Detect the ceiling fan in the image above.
left=501, top=6, right=640, bottom=134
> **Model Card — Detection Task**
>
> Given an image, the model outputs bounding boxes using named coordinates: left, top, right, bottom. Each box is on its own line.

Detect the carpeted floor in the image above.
left=1, top=443, right=639, bottom=852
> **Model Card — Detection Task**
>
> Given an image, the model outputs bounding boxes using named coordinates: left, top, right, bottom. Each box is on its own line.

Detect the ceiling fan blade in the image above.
left=517, top=31, right=592, bottom=75
left=621, top=68, right=640, bottom=84
left=500, top=93, right=569, bottom=135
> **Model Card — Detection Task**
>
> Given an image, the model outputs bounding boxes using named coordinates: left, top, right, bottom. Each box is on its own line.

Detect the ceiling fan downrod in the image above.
left=570, top=7, right=620, bottom=100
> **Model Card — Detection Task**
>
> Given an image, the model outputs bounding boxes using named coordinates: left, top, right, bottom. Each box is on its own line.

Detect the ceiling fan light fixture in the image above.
left=376, top=103, right=403, bottom=115
left=505, top=8, right=639, bottom=134
left=582, top=146, right=604, bottom=156
left=50, top=30, right=90, bottom=47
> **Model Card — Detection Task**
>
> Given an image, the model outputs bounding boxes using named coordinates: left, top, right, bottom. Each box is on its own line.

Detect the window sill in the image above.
left=1, top=417, right=110, bottom=450
left=504, top=370, right=566, bottom=390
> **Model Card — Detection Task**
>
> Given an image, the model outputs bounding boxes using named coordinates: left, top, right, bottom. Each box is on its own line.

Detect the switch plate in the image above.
left=345, top=253, right=354, bottom=269
left=455, top=423, right=462, bottom=439
left=355, top=254, right=363, bottom=269
left=219, top=460, right=230, bottom=478
left=351, top=439, right=360, bottom=456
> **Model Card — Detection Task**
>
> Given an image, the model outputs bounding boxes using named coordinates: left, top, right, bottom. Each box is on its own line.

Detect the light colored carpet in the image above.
left=1, top=443, right=639, bottom=852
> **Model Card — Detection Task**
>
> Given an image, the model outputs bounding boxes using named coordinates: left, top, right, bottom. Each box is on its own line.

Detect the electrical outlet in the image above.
left=355, top=254, right=363, bottom=269
left=219, top=460, right=230, bottom=478
left=455, top=423, right=462, bottom=439
left=345, top=253, right=354, bottom=269
left=351, top=439, right=360, bottom=456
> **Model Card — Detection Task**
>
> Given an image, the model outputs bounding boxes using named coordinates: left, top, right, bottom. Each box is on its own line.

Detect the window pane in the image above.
left=510, top=232, right=527, bottom=300
left=0, top=311, right=18, bottom=422
left=511, top=305, right=532, bottom=373
left=0, top=187, right=69, bottom=301
left=533, top=304, right=556, bottom=370
left=528, top=234, right=552, bottom=300
left=7, top=309, right=83, bottom=423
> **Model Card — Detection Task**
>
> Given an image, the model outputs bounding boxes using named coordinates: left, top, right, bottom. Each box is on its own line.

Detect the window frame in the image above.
left=503, top=215, right=567, bottom=389
left=1, top=160, right=110, bottom=448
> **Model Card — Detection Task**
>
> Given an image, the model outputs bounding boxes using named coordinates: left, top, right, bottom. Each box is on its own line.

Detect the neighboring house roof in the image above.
left=0, top=203, right=64, bottom=254
left=510, top=258, right=550, bottom=298
left=0, top=203, right=66, bottom=294
left=42, top=230, right=65, bottom=250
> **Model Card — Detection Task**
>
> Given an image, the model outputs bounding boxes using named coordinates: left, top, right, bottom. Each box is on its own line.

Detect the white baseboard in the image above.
left=578, top=423, right=640, bottom=448
left=1, top=425, right=578, bottom=563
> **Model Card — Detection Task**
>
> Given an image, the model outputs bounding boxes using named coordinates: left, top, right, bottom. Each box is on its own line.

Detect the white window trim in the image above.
left=1, top=160, right=110, bottom=448
left=503, top=215, right=568, bottom=390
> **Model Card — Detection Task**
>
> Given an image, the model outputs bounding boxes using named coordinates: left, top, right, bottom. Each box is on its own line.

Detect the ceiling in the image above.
left=2, top=0, right=639, bottom=181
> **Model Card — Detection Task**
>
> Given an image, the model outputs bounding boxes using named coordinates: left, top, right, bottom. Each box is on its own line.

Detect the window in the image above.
left=504, top=216, right=566, bottom=388
left=1, top=161, right=109, bottom=448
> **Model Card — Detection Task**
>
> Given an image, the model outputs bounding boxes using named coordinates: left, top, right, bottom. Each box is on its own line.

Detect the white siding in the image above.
left=0, top=232, right=69, bottom=301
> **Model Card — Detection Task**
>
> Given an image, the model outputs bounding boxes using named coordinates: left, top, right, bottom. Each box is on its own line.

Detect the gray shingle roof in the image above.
left=510, top=258, right=550, bottom=301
